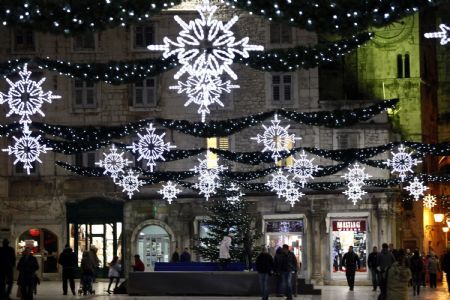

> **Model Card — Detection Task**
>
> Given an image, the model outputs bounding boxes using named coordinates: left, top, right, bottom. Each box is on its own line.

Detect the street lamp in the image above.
left=434, top=213, right=445, bottom=223
left=443, top=227, right=449, bottom=233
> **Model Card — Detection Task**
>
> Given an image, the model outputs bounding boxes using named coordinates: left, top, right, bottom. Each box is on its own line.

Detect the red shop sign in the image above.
left=332, top=220, right=366, bottom=231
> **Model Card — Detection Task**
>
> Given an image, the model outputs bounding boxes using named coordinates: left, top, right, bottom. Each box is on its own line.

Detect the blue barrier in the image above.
left=154, top=262, right=255, bottom=271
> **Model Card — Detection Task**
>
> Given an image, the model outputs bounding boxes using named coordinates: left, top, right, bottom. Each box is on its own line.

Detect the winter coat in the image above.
left=0, top=245, right=16, bottom=271
left=428, top=257, right=440, bottom=274
left=80, top=253, right=95, bottom=275
left=133, top=258, right=145, bottom=271
left=17, top=254, right=39, bottom=286
left=219, top=236, right=231, bottom=259
left=377, top=249, right=396, bottom=272
left=342, top=251, right=360, bottom=271
left=180, top=251, right=191, bottom=262
left=108, top=262, right=121, bottom=278
left=58, top=248, right=77, bottom=270
left=409, top=255, right=423, bottom=274
left=367, top=252, right=378, bottom=269
left=274, top=251, right=297, bottom=273
left=442, top=252, right=450, bottom=274
left=255, top=252, right=274, bottom=274
left=386, top=262, right=412, bottom=300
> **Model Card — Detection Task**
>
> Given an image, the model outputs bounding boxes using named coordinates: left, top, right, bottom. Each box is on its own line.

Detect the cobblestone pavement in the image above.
left=8, top=280, right=450, bottom=300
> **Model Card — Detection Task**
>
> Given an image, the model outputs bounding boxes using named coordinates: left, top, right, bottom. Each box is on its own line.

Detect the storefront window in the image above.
left=136, top=225, right=170, bottom=271
left=331, top=219, right=367, bottom=275
left=17, top=228, right=58, bottom=273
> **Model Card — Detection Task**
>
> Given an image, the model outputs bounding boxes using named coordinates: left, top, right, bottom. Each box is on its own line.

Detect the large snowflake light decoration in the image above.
left=266, top=169, right=290, bottom=198
left=148, top=0, right=263, bottom=80
left=384, top=144, right=421, bottom=182
left=95, top=144, right=132, bottom=181
left=226, top=183, right=244, bottom=204
left=343, top=184, right=368, bottom=205
left=422, top=194, right=437, bottom=209
left=190, top=155, right=228, bottom=177
left=283, top=182, right=305, bottom=207
left=404, top=177, right=428, bottom=201
left=158, top=181, right=182, bottom=204
left=251, top=114, right=301, bottom=162
left=341, top=163, right=372, bottom=186
left=287, top=150, right=322, bottom=188
left=127, top=123, right=176, bottom=172
left=0, top=64, right=61, bottom=125
left=170, top=74, right=239, bottom=122
left=194, top=173, right=221, bottom=201
left=424, top=24, right=450, bottom=45
left=117, top=169, right=145, bottom=199
left=2, top=128, right=52, bottom=175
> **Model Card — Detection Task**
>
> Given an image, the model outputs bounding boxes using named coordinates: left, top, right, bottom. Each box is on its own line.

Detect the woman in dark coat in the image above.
left=17, top=247, right=39, bottom=300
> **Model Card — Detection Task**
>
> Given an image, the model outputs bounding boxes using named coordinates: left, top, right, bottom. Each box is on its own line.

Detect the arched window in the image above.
left=397, top=54, right=403, bottom=78
left=404, top=54, right=410, bottom=78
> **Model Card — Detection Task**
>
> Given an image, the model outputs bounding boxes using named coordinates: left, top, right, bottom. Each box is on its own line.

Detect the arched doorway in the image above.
left=132, top=221, right=175, bottom=271
left=17, top=228, right=58, bottom=273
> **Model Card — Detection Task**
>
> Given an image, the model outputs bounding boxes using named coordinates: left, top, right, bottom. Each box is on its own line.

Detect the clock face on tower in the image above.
left=372, top=16, right=415, bottom=46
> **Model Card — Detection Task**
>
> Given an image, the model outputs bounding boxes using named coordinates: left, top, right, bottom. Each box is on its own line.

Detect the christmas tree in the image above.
left=193, top=198, right=261, bottom=266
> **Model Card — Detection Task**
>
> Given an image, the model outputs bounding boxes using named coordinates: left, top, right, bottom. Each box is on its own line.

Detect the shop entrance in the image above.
left=136, top=225, right=170, bottom=271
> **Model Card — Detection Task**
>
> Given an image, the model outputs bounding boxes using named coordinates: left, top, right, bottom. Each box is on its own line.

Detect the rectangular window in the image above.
left=270, top=23, right=292, bottom=45
left=131, top=78, right=156, bottom=107
left=134, top=25, right=154, bottom=48
left=272, top=74, right=292, bottom=103
left=206, top=137, right=229, bottom=169
left=14, top=28, right=35, bottom=51
left=73, top=80, right=96, bottom=108
left=74, top=152, right=97, bottom=168
left=73, top=33, right=96, bottom=51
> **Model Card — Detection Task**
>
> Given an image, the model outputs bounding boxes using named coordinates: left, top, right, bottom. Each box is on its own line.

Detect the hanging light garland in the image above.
left=384, top=144, right=421, bottom=182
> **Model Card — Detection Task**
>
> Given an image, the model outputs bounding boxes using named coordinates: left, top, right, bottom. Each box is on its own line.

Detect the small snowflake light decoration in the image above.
left=424, top=23, right=450, bottom=45
left=117, top=169, right=145, bottom=199
left=226, top=183, right=244, bottom=204
left=95, top=144, right=132, bottom=181
left=190, top=155, right=228, bottom=178
left=266, top=169, right=290, bottom=198
left=194, top=173, right=221, bottom=201
left=2, top=128, right=52, bottom=175
left=127, top=123, right=176, bottom=172
left=422, top=194, right=437, bottom=209
left=283, top=182, right=305, bottom=207
left=251, top=114, right=301, bottom=162
left=404, top=177, right=428, bottom=201
left=343, top=184, right=368, bottom=205
left=287, top=150, right=322, bottom=188
left=384, top=144, right=421, bottom=182
left=158, top=181, right=182, bottom=204
left=0, top=64, right=61, bottom=125
left=341, top=163, right=371, bottom=186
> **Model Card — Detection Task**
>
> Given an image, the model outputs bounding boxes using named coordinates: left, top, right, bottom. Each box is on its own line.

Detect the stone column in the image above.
left=377, top=210, right=389, bottom=246
left=310, top=211, right=323, bottom=284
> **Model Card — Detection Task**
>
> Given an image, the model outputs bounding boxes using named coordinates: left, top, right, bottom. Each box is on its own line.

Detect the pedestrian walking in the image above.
left=255, top=246, right=273, bottom=300
left=88, top=246, right=100, bottom=283
left=180, top=248, right=191, bottom=262
left=368, top=246, right=379, bottom=291
left=342, top=246, right=360, bottom=291
left=0, top=238, right=16, bottom=300
left=442, top=248, right=450, bottom=294
left=428, top=254, right=440, bottom=288
left=377, top=243, right=396, bottom=299
left=386, top=249, right=412, bottom=300
left=132, top=254, right=145, bottom=272
left=273, top=247, right=283, bottom=297
left=17, top=247, right=39, bottom=300
left=219, top=235, right=232, bottom=270
left=171, top=249, right=180, bottom=262
left=274, top=244, right=297, bottom=300
left=107, top=256, right=121, bottom=294
left=409, top=249, right=423, bottom=296
left=58, top=244, right=77, bottom=296
left=80, top=251, right=95, bottom=296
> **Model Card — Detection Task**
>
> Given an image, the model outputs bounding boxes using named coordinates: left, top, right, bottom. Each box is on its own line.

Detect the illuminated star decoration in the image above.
left=117, top=169, right=145, bottom=199
left=424, top=23, right=450, bottom=45
left=342, top=163, right=371, bottom=204
left=194, top=173, right=221, bottom=201
left=2, top=127, right=52, bottom=175
left=127, top=123, right=176, bottom=172
left=266, top=169, right=290, bottom=198
left=226, top=183, right=244, bottom=204
left=148, top=0, right=263, bottom=122
left=404, top=177, right=428, bottom=201
left=283, top=182, right=305, bottom=207
left=251, top=114, right=301, bottom=163
left=95, top=144, right=132, bottom=181
left=422, top=194, right=437, bottom=209
left=190, top=155, right=228, bottom=177
left=287, top=150, right=322, bottom=188
left=0, top=64, right=61, bottom=125
left=384, top=144, right=421, bottom=182
left=158, top=181, right=182, bottom=204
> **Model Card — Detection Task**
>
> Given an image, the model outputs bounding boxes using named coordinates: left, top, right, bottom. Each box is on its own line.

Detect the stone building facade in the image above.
left=0, top=1, right=397, bottom=284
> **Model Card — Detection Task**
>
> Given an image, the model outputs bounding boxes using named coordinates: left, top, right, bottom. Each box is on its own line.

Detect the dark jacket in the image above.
left=171, top=251, right=179, bottom=262
left=180, top=251, right=191, bottom=262
left=0, top=245, right=16, bottom=271
left=410, top=254, right=424, bottom=273
left=58, top=247, right=77, bottom=270
left=368, top=252, right=378, bottom=269
left=274, top=251, right=297, bottom=273
left=255, top=252, right=274, bottom=274
left=17, top=254, right=39, bottom=286
left=377, top=249, right=396, bottom=272
left=342, top=251, right=360, bottom=270
left=442, top=252, right=450, bottom=274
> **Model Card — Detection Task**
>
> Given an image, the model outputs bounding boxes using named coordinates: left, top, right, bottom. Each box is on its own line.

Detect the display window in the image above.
left=330, top=219, right=367, bottom=275
left=17, top=228, right=58, bottom=273
left=264, top=220, right=303, bottom=269
left=136, top=225, right=170, bottom=271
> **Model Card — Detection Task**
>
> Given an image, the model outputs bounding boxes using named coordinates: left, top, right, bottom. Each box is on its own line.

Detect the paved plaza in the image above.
left=9, top=280, right=449, bottom=300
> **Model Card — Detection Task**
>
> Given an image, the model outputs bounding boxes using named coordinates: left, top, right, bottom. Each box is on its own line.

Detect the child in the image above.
left=107, top=256, right=121, bottom=294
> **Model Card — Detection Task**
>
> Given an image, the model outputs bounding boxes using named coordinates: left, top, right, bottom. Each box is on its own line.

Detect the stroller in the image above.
left=78, top=274, right=95, bottom=296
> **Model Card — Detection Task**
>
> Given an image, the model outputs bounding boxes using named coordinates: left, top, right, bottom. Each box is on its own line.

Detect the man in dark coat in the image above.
left=274, top=244, right=297, bottom=300
left=367, top=246, right=379, bottom=291
left=180, top=248, right=191, bottom=262
left=58, top=244, right=77, bottom=295
left=342, top=246, right=360, bottom=291
left=17, top=247, right=39, bottom=300
left=442, top=248, right=450, bottom=293
left=255, top=246, right=274, bottom=300
left=0, top=238, right=16, bottom=300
